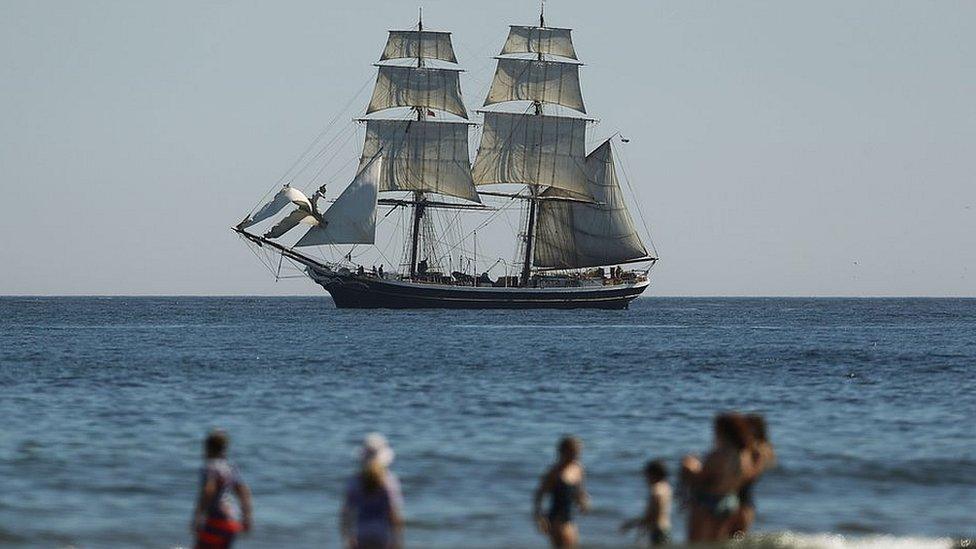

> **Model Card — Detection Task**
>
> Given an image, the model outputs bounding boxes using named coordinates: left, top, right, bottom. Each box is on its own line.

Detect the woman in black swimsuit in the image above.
left=533, top=436, right=590, bottom=548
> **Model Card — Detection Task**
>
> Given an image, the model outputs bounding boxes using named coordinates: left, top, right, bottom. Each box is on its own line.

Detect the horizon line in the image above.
left=1, top=294, right=975, bottom=299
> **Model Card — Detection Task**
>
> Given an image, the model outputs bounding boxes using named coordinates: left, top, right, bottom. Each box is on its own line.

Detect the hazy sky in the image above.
left=1, top=1, right=974, bottom=296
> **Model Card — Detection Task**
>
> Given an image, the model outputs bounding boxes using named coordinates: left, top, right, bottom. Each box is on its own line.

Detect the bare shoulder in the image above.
left=561, top=461, right=585, bottom=483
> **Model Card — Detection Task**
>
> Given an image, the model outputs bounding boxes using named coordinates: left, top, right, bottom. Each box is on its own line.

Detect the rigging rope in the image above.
left=247, top=73, right=374, bottom=216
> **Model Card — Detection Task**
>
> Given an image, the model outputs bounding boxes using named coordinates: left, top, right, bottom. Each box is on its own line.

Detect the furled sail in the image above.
left=367, top=65, right=468, bottom=119
left=381, top=30, right=457, bottom=63
left=533, top=140, right=648, bottom=269
left=239, top=186, right=311, bottom=229
left=361, top=119, right=479, bottom=202
left=484, top=58, right=585, bottom=113
left=295, top=157, right=382, bottom=247
left=500, top=26, right=577, bottom=60
left=471, top=112, right=590, bottom=198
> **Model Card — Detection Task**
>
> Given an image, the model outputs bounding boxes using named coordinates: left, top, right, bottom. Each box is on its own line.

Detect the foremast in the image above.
left=408, top=12, right=427, bottom=279
left=363, top=10, right=480, bottom=279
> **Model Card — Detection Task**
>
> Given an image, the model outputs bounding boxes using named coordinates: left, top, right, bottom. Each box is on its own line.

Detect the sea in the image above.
left=0, top=297, right=973, bottom=548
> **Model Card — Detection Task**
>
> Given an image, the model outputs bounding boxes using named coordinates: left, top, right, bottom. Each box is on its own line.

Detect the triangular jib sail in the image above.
left=533, top=140, right=649, bottom=269
left=295, top=156, right=382, bottom=247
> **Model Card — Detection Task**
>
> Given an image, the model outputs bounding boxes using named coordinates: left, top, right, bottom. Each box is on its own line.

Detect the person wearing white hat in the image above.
left=341, top=433, right=404, bottom=549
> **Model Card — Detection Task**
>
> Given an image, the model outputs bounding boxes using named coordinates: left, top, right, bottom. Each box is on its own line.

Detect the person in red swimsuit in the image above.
left=191, top=430, right=253, bottom=549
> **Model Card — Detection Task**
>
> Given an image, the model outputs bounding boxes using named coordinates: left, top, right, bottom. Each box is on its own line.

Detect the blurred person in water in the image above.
left=729, top=414, right=776, bottom=537
left=620, top=459, right=672, bottom=546
left=681, top=413, right=762, bottom=543
left=191, top=430, right=252, bottom=549
left=340, top=433, right=404, bottom=549
left=533, top=436, right=590, bottom=548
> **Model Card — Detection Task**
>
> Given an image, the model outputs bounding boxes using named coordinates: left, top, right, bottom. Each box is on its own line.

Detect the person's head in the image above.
left=745, top=414, right=769, bottom=444
left=643, top=459, right=668, bottom=484
left=359, top=433, right=394, bottom=468
left=714, top=413, right=754, bottom=451
left=204, top=429, right=229, bottom=459
left=557, top=436, right=582, bottom=463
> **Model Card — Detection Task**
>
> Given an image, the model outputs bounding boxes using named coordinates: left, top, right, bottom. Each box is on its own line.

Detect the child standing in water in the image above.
left=533, top=436, right=590, bottom=548
left=621, top=460, right=672, bottom=546
left=191, top=430, right=252, bottom=549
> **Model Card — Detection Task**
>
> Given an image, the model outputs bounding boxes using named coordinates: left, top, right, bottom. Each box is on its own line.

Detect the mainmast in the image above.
left=361, top=10, right=480, bottom=279
left=472, top=7, right=591, bottom=286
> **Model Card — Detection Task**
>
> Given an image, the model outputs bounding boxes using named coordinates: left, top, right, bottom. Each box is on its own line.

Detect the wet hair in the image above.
left=745, top=414, right=769, bottom=443
left=558, top=436, right=582, bottom=461
left=643, top=459, right=668, bottom=482
left=361, top=459, right=387, bottom=493
left=714, top=413, right=755, bottom=451
left=205, top=430, right=229, bottom=458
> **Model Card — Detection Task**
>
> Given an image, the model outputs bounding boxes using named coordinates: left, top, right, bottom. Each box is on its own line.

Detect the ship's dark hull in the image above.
left=308, top=269, right=649, bottom=309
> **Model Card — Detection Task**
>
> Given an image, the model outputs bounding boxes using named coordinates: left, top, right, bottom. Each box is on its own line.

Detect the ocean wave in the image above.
left=738, top=532, right=958, bottom=549
left=780, top=455, right=976, bottom=487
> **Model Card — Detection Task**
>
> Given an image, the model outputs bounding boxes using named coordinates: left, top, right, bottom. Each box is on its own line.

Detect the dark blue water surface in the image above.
left=0, top=297, right=973, bottom=548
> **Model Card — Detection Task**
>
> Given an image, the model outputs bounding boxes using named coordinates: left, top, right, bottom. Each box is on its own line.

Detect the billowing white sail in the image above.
left=361, top=119, right=479, bottom=202
left=500, top=26, right=577, bottom=60
left=366, top=65, right=468, bottom=119
left=240, top=186, right=311, bottom=228
left=471, top=112, right=590, bottom=198
left=264, top=209, right=317, bottom=239
left=381, top=30, right=457, bottom=63
left=533, top=140, right=648, bottom=269
left=295, top=157, right=382, bottom=247
left=484, top=58, right=585, bottom=113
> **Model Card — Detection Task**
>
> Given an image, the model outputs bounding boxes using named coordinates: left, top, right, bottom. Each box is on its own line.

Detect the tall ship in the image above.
left=234, top=9, right=658, bottom=309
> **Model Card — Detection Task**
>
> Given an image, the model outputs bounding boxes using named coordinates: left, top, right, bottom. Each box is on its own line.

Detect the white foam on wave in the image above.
left=748, top=531, right=955, bottom=549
